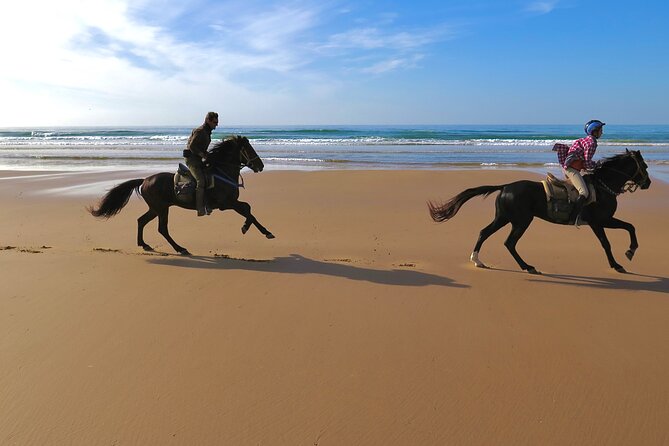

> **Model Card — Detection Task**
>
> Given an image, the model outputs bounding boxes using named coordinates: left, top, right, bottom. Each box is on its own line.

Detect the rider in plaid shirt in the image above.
left=552, top=120, right=605, bottom=225
left=553, top=135, right=599, bottom=171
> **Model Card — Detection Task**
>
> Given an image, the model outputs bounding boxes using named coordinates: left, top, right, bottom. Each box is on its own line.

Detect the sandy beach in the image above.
left=1, top=168, right=668, bottom=445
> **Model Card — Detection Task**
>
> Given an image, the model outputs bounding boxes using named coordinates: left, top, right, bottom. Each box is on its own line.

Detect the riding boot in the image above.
left=571, top=195, right=587, bottom=227
left=204, top=192, right=213, bottom=215
left=195, top=188, right=206, bottom=216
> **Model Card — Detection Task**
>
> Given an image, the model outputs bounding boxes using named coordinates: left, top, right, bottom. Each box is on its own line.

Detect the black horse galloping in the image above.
left=89, top=135, right=274, bottom=255
left=428, top=150, right=651, bottom=274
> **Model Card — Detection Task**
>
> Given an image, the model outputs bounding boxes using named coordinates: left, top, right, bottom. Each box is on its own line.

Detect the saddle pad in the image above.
left=174, top=164, right=214, bottom=190
left=542, top=175, right=596, bottom=204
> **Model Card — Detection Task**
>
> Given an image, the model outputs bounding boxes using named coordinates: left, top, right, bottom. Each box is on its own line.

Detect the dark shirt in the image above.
left=185, top=123, right=213, bottom=158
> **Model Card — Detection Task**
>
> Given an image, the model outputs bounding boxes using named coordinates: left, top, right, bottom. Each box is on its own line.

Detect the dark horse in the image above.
left=428, top=150, right=651, bottom=274
left=89, top=135, right=274, bottom=255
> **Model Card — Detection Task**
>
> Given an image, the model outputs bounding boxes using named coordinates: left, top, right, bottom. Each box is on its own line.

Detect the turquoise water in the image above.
left=1, top=125, right=668, bottom=174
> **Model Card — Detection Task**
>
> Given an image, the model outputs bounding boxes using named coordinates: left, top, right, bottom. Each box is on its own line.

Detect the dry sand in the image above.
left=1, top=169, right=668, bottom=445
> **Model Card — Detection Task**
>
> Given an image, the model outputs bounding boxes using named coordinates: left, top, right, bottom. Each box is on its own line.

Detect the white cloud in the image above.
left=362, top=55, right=425, bottom=74
left=525, top=1, right=558, bottom=15
left=0, top=0, right=456, bottom=125
left=322, top=27, right=450, bottom=51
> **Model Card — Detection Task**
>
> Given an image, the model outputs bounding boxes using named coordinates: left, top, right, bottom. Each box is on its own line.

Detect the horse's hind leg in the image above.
left=157, top=209, right=190, bottom=255
left=471, top=215, right=509, bottom=268
left=137, top=209, right=157, bottom=251
left=233, top=201, right=275, bottom=239
left=504, top=218, right=539, bottom=274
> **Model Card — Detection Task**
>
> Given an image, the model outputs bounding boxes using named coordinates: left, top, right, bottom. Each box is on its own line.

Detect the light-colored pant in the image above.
left=563, top=167, right=589, bottom=198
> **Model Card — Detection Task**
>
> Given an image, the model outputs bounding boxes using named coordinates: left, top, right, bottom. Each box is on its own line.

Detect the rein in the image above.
left=205, top=136, right=260, bottom=189
left=212, top=167, right=244, bottom=189
left=596, top=154, right=648, bottom=196
left=596, top=178, right=622, bottom=196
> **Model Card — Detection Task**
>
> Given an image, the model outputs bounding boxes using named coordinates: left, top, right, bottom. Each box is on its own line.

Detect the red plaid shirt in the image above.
left=553, top=135, right=598, bottom=170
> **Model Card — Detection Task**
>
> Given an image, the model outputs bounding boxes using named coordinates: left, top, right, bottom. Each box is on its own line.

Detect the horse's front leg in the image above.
left=589, top=223, right=625, bottom=273
left=232, top=201, right=275, bottom=239
left=600, top=217, right=638, bottom=261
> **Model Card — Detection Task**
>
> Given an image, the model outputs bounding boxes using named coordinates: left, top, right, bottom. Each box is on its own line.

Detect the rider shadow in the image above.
left=529, top=272, right=669, bottom=294
left=146, top=253, right=468, bottom=288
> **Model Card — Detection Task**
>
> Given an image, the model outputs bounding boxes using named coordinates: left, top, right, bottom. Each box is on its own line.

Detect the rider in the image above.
left=555, top=119, right=605, bottom=226
left=184, top=112, right=218, bottom=216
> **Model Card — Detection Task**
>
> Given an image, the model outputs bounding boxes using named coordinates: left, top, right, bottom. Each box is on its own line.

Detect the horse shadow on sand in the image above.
left=532, top=272, right=669, bottom=294
left=479, top=266, right=669, bottom=294
left=146, top=253, right=468, bottom=288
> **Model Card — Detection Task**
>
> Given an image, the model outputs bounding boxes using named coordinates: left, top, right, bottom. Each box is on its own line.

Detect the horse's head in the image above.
left=627, top=149, right=651, bottom=190
left=208, top=135, right=264, bottom=173
left=597, top=149, right=651, bottom=192
left=238, top=136, right=264, bottom=173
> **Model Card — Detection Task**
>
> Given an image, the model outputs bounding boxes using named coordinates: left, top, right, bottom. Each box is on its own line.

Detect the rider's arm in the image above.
left=582, top=136, right=598, bottom=170
left=187, top=129, right=209, bottom=159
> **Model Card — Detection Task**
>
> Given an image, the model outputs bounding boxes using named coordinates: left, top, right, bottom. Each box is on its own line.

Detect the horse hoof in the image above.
left=527, top=268, right=541, bottom=275
left=470, top=252, right=486, bottom=268
left=625, top=250, right=635, bottom=260
left=614, top=265, right=627, bottom=273
left=241, top=226, right=249, bottom=235
left=142, top=245, right=154, bottom=252
left=179, top=249, right=192, bottom=256
left=266, top=233, right=275, bottom=239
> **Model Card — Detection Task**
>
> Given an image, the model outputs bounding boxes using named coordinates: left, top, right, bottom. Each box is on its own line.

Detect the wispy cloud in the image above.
left=0, top=0, right=461, bottom=125
left=525, top=1, right=559, bottom=15
left=362, top=54, right=425, bottom=74
left=316, top=23, right=457, bottom=74
left=323, top=28, right=437, bottom=51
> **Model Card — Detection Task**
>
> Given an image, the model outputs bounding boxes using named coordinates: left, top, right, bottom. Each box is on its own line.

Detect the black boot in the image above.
left=204, top=192, right=213, bottom=215
left=195, top=189, right=206, bottom=216
left=570, top=195, right=587, bottom=227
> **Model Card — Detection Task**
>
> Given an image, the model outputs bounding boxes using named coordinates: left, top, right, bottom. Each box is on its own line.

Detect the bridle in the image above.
left=208, top=136, right=260, bottom=189
left=239, top=140, right=260, bottom=169
left=597, top=153, right=649, bottom=195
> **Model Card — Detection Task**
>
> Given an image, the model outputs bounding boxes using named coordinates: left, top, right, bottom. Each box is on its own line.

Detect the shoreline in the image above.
left=2, top=164, right=668, bottom=199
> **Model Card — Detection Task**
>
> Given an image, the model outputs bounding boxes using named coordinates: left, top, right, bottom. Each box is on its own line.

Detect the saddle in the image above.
left=541, top=173, right=596, bottom=223
left=173, top=163, right=215, bottom=196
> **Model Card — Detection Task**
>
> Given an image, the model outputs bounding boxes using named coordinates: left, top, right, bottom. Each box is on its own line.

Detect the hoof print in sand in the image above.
left=213, top=253, right=271, bottom=262
left=94, top=248, right=122, bottom=253
left=2, top=246, right=46, bottom=254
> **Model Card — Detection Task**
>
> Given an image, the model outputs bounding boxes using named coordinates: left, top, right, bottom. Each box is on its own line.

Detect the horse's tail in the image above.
left=428, top=184, right=505, bottom=222
left=88, top=179, right=144, bottom=218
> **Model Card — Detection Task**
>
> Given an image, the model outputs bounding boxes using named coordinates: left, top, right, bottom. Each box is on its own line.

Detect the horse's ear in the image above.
left=626, top=148, right=630, bottom=154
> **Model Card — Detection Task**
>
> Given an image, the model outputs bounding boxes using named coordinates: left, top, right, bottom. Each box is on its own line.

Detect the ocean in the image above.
left=1, top=125, right=669, bottom=177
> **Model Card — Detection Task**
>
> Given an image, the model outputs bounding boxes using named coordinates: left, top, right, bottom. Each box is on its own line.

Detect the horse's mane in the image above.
left=210, top=135, right=242, bottom=153
left=595, top=152, right=633, bottom=171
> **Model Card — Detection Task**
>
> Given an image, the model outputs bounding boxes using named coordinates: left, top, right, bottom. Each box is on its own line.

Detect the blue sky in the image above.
left=0, top=0, right=667, bottom=126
